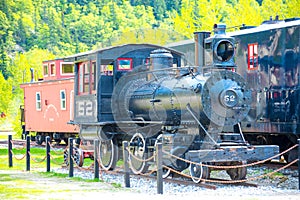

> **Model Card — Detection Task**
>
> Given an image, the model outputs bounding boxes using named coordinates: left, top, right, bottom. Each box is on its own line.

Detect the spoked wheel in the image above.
left=154, top=134, right=172, bottom=179
left=189, top=162, right=210, bottom=183
left=99, top=139, right=118, bottom=170
left=226, top=161, right=247, bottom=180
left=63, top=147, right=84, bottom=167
left=129, top=133, right=149, bottom=174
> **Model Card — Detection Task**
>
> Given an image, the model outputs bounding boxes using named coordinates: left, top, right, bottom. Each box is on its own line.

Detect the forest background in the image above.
left=0, top=0, right=299, bottom=134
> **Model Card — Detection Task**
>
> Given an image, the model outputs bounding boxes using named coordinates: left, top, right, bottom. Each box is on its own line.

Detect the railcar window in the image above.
left=117, top=58, right=132, bottom=71
left=78, top=64, right=84, bottom=94
left=50, top=63, right=56, bottom=76
left=60, top=90, right=66, bottom=110
left=248, top=43, right=258, bottom=70
left=83, top=63, right=89, bottom=93
left=43, top=64, right=48, bottom=76
left=36, top=92, right=41, bottom=111
left=91, top=62, right=96, bottom=92
left=61, top=63, right=74, bottom=75
left=101, top=64, right=113, bottom=76
left=78, top=62, right=90, bottom=95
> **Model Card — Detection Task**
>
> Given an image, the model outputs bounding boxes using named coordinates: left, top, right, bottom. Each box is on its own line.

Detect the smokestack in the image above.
left=194, top=31, right=210, bottom=67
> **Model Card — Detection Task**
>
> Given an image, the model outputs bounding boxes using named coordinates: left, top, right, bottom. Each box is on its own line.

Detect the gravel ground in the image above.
left=51, top=166, right=300, bottom=200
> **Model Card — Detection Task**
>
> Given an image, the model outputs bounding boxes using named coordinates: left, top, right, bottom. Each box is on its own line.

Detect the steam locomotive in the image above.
left=67, top=24, right=278, bottom=182
left=167, top=17, right=300, bottom=163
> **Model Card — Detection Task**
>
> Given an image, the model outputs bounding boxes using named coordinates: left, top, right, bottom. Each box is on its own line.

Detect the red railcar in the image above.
left=20, top=59, right=78, bottom=144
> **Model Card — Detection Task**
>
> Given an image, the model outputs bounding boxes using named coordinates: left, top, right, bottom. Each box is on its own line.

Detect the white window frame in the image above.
left=36, top=92, right=41, bottom=111
left=60, top=90, right=66, bottom=110
left=43, top=64, right=49, bottom=77
left=60, top=62, right=74, bottom=76
left=50, top=62, right=56, bottom=76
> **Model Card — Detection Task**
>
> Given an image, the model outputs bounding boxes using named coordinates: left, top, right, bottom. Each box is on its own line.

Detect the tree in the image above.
left=152, top=0, right=167, bottom=20
left=0, top=72, right=12, bottom=117
left=260, top=0, right=286, bottom=20
left=281, top=0, right=300, bottom=19
left=224, top=0, right=262, bottom=28
left=0, top=10, right=14, bottom=79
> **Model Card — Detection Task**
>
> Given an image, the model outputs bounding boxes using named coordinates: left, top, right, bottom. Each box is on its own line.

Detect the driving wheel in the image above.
left=129, top=133, right=149, bottom=174
left=99, top=139, right=118, bottom=170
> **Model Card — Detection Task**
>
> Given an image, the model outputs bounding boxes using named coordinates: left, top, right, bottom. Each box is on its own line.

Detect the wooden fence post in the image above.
left=68, top=138, right=74, bottom=177
left=46, top=136, right=50, bottom=172
left=156, top=142, right=163, bottom=194
left=123, top=141, right=130, bottom=187
left=26, top=135, right=30, bottom=171
left=8, top=135, right=12, bottom=167
left=94, top=139, right=99, bottom=179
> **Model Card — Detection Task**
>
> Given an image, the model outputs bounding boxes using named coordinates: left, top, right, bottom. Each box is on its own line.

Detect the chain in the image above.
left=49, top=153, right=65, bottom=165
left=163, top=144, right=299, bottom=169
left=163, top=158, right=299, bottom=184
left=48, top=142, right=65, bottom=155
left=28, top=152, right=47, bottom=163
left=10, top=140, right=26, bottom=150
left=71, top=155, right=93, bottom=171
left=10, top=150, right=26, bottom=160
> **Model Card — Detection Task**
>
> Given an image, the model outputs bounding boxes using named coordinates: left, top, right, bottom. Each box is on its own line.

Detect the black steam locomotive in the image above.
left=68, top=24, right=278, bottom=182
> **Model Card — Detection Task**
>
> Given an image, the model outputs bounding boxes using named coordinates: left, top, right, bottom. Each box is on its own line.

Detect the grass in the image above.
left=40, top=171, right=105, bottom=183
left=0, top=174, right=45, bottom=199
left=0, top=170, right=127, bottom=199
left=0, top=145, right=129, bottom=199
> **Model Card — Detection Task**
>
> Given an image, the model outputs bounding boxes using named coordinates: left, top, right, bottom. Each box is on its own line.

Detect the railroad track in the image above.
left=60, top=164, right=259, bottom=190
